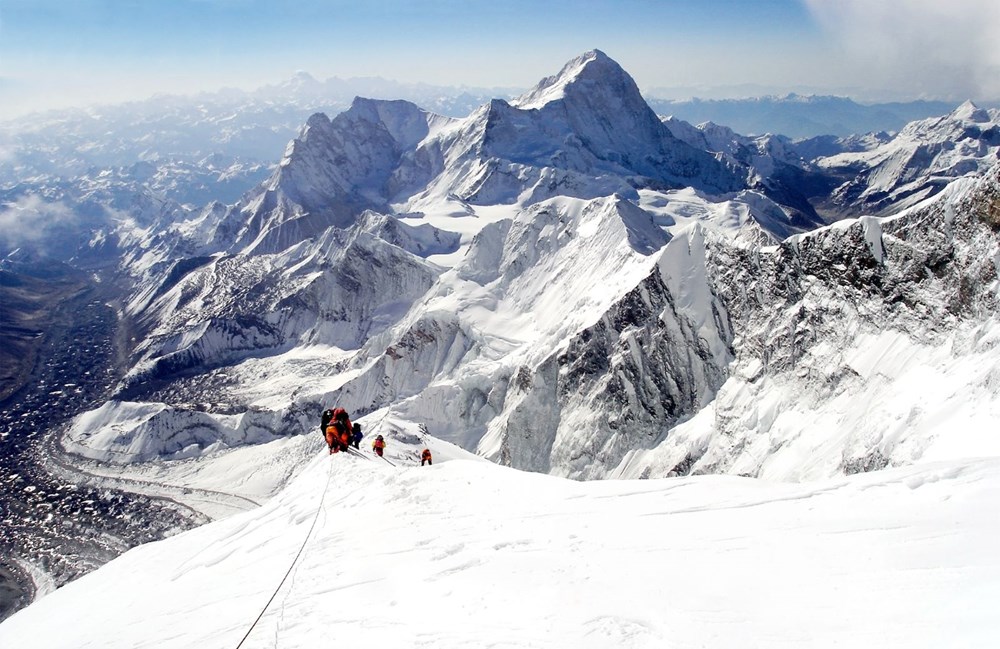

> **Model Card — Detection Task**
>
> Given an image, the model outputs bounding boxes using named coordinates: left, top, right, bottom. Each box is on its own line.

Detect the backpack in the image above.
left=332, top=408, right=352, bottom=435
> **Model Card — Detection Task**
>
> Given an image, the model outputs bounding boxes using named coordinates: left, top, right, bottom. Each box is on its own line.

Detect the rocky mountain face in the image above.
left=6, top=51, right=999, bottom=485
left=616, top=167, right=1000, bottom=481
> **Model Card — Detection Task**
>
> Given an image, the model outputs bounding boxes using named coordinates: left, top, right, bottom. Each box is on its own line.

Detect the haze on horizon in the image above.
left=1, top=0, right=999, bottom=120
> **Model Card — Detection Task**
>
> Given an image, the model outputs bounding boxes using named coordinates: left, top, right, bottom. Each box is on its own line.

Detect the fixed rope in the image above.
left=234, top=456, right=334, bottom=649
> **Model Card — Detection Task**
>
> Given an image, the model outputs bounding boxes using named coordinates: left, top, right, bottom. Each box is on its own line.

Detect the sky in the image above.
left=0, top=0, right=999, bottom=118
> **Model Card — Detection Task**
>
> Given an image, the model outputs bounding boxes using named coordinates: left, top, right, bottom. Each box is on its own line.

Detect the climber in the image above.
left=320, top=407, right=335, bottom=436
left=421, top=448, right=433, bottom=466
left=323, top=407, right=354, bottom=454
left=352, top=423, right=363, bottom=449
left=372, top=434, right=386, bottom=457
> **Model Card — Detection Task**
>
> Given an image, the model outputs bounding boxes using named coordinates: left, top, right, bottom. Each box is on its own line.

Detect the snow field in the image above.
left=2, top=447, right=997, bottom=648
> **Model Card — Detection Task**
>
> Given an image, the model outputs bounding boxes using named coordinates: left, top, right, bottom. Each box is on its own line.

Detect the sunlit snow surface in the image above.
left=2, top=437, right=997, bottom=648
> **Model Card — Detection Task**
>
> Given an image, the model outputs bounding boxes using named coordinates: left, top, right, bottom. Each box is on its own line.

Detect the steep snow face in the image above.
left=2, top=449, right=998, bottom=648
left=270, top=196, right=673, bottom=443
left=481, top=224, right=733, bottom=477
left=819, top=101, right=1000, bottom=214
left=509, top=50, right=671, bottom=160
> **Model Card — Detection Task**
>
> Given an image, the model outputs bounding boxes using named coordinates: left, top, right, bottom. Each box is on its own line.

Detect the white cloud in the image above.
left=803, top=0, right=1000, bottom=100
left=0, top=195, right=76, bottom=248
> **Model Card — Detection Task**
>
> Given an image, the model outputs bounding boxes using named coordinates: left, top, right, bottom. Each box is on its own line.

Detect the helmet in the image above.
left=377, top=435, right=383, bottom=440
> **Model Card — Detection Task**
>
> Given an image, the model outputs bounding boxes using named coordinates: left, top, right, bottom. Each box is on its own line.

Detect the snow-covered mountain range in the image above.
left=40, top=50, right=1000, bottom=481
left=2, top=49, right=1000, bottom=632
left=817, top=100, right=1000, bottom=215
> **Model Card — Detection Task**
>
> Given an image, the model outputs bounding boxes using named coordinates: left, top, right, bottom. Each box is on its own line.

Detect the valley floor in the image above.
left=0, top=435, right=996, bottom=649
left=0, top=272, right=193, bottom=621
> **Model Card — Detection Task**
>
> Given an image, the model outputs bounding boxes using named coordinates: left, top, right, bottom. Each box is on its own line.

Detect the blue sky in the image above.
left=1, top=0, right=998, bottom=117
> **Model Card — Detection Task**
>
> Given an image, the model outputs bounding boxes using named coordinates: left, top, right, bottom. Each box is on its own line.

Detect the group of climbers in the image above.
left=319, top=406, right=432, bottom=466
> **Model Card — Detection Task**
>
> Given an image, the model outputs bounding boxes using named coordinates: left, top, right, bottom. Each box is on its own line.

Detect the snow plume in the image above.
left=0, top=194, right=77, bottom=249
left=803, top=0, right=1000, bottom=100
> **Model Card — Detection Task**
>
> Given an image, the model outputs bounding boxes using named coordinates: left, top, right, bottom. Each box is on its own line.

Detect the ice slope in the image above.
left=1, top=445, right=997, bottom=648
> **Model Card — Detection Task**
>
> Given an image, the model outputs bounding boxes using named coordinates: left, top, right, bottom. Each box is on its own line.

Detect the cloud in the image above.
left=0, top=195, right=77, bottom=250
left=803, top=0, right=1000, bottom=100
left=0, top=143, right=15, bottom=164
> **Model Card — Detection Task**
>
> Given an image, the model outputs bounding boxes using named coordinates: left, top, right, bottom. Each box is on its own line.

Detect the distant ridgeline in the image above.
left=646, top=94, right=959, bottom=138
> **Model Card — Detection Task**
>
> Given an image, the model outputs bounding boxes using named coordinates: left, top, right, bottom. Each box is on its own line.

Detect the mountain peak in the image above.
left=291, top=70, right=318, bottom=84
left=952, top=99, right=990, bottom=123
left=512, top=49, right=635, bottom=111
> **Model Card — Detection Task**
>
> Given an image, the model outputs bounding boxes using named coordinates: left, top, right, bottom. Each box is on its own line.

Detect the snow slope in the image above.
left=1, top=446, right=997, bottom=648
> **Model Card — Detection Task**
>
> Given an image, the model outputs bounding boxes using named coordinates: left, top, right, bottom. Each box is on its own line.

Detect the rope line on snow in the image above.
left=346, top=446, right=373, bottom=461
left=233, top=455, right=334, bottom=649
